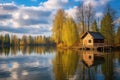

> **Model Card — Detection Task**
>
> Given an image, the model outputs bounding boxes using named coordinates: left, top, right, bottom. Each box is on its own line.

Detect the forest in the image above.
left=52, top=3, right=120, bottom=48
left=0, top=34, right=55, bottom=47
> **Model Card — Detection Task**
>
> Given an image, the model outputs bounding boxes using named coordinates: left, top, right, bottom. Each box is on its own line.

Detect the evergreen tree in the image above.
left=116, top=27, right=120, bottom=44
left=21, top=35, right=27, bottom=46
left=0, top=35, right=4, bottom=46
left=4, top=34, right=10, bottom=46
left=52, top=9, right=66, bottom=44
left=100, top=12, right=115, bottom=45
left=11, top=35, right=19, bottom=46
left=91, top=20, right=98, bottom=32
left=28, top=35, right=34, bottom=45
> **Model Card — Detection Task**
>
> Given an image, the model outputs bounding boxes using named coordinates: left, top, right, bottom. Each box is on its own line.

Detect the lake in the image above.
left=0, top=46, right=120, bottom=80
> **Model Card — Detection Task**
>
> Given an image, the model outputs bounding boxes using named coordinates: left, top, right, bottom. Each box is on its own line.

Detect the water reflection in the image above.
left=0, top=46, right=55, bottom=80
left=76, top=51, right=105, bottom=80
left=0, top=47, right=120, bottom=80
left=113, top=51, right=120, bottom=80
left=0, top=46, right=55, bottom=56
left=82, top=51, right=105, bottom=67
left=52, top=49, right=79, bottom=80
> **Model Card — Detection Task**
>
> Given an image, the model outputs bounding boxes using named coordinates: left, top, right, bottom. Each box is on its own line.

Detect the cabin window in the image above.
left=88, top=40, right=91, bottom=43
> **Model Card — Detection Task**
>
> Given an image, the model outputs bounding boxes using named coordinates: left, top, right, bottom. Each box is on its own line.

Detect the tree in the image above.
left=52, top=9, right=66, bottom=44
left=91, top=20, right=98, bottom=32
left=100, top=6, right=115, bottom=45
left=77, top=3, right=94, bottom=33
left=20, top=35, right=27, bottom=46
left=53, top=49, right=79, bottom=80
left=4, top=34, right=10, bottom=46
left=62, top=17, right=79, bottom=47
left=28, top=35, right=34, bottom=45
left=116, top=27, right=120, bottom=44
left=0, top=35, right=4, bottom=47
left=10, top=35, right=19, bottom=46
left=86, top=3, right=95, bottom=31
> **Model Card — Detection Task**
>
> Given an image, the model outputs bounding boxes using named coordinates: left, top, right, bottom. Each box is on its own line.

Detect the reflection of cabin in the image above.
left=82, top=51, right=105, bottom=67
left=81, top=31, right=104, bottom=48
left=82, top=51, right=94, bottom=67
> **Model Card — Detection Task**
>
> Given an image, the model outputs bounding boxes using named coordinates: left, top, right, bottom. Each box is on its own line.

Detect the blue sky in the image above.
left=0, top=0, right=120, bottom=36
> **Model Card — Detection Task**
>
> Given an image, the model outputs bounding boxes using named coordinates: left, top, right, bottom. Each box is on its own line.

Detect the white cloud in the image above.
left=41, top=0, right=62, bottom=9
left=95, top=12, right=103, bottom=18
left=66, top=6, right=78, bottom=19
left=83, top=0, right=110, bottom=7
left=0, top=0, right=77, bottom=35
left=61, top=0, right=69, bottom=3
left=13, top=12, right=20, bottom=19
left=0, top=3, right=53, bottom=29
left=39, top=0, right=75, bottom=10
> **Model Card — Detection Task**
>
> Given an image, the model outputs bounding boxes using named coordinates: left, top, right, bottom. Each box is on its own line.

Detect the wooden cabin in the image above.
left=81, top=31, right=104, bottom=48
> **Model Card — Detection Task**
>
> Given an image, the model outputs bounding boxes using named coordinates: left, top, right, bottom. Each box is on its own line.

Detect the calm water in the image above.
left=0, top=46, right=120, bottom=80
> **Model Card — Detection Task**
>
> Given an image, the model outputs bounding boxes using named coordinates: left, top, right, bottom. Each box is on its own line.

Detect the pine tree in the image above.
left=91, top=20, right=98, bottom=32
left=4, top=34, right=10, bottom=46
left=100, top=12, right=115, bottom=45
left=21, top=35, right=27, bottom=46
left=116, top=27, right=120, bottom=44
left=0, top=35, right=4, bottom=47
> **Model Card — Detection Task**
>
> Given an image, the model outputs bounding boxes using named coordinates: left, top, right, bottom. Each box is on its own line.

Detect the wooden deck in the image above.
left=71, top=45, right=112, bottom=51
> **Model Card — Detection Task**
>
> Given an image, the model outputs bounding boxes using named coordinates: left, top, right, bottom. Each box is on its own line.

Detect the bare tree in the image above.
left=77, top=3, right=95, bottom=33
left=86, top=3, right=94, bottom=31
left=77, top=4, right=85, bottom=34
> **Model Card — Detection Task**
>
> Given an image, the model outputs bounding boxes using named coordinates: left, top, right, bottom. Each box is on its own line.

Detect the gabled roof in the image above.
left=81, top=31, right=104, bottom=39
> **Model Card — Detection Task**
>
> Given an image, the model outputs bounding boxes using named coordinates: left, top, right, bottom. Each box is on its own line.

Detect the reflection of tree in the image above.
left=1, top=46, right=56, bottom=56
left=76, top=51, right=107, bottom=80
left=20, top=46, right=27, bottom=55
left=102, top=52, right=113, bottom=80
left=53, top=50, right=66, bottom=80
left=53, top=49, right=79, bottom=80
left=3, top=47, right=10, bottom=55
left=36, top=47, right=43, bottom=54
left=95, top=65, right=105, bottom=80
left=113, top=51, right=120, bottom=80
left=27, top=46, right=35, bottom=54
left=114, top=51, right=120, bottom=62
left=0, top=47, right=3, bottom=55
left=35, top=46, right=56, bottom=54
left=11, top=46, right=19, bottom=55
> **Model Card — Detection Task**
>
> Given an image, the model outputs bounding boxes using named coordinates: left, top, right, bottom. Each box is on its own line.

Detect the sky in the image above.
left=0, top=0, right=120, bottom=36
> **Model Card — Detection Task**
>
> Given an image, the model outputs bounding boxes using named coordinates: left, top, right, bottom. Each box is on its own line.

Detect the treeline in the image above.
left=52, top=3, right=120, bottom=47
left=0, top=34, right=55, bottom=47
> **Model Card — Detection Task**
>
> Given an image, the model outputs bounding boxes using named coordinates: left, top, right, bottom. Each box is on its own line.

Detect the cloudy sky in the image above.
left=0, top=0, right=120, bottom=36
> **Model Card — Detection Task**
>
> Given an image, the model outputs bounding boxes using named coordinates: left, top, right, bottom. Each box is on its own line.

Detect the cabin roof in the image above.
left=81, top=31, right=104, bottom=39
